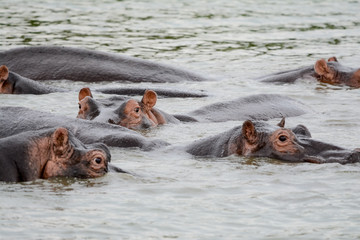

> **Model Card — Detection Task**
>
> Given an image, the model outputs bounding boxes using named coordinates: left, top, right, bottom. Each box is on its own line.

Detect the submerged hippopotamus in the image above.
left=0, top=107, right=168, bottom=150
left=0, top=127, right=111, bottom=182
left=77, top=88, right=180, bottom=129
left=186, top=118, right=360, bottom=164
left=77, top=87, right=308, bottom=129
left=0, top=46, right=213, bottom=83
left=0, top=65, right=207, bottom=97
left=0, top=65, right=61, bottom=94
left=259, top=57, right=360, bottom=88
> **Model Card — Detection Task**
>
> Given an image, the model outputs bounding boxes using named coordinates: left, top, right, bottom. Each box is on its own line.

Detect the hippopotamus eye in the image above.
left=135, top=107, right=140, bottom=113
left=94, top=157, right=102, bottom=164
left=279, top=135, right=287, bottom=142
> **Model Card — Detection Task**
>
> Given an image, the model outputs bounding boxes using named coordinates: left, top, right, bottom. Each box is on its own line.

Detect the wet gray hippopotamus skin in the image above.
left=0, top=46, right=212, bottom=83
left=0, top=65, right=61, bottom=94
left=77, top=87, right=308, bottom=129
left=186, top=118, right=360, bottom=164
left=258, top=57, right=360, bottom=88
left=0, top=107, right=168, bottom=151
left=0, top=65, right=207, bottom=97
left=0, top=127, right=110, bottom=182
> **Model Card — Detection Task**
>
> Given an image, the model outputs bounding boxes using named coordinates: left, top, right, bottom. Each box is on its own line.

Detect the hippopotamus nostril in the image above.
left=108, top=119, right=116, bottom=124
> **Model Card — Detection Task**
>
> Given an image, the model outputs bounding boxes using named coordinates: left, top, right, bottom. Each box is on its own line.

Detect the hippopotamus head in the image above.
left=0, top=65, right=11, bottom=93
left=40, top=127, right=110, bottom=179
left=314, top=57, right=360, bottom=88
left=230, top=118, right=360, bottom=164
left=0, top=127, right=111, bottom=182
left=77, top=88, right=167, bottom=129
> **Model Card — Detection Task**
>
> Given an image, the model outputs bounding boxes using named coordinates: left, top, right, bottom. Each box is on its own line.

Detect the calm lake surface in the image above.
left=1, top=0, right=360, bottom=239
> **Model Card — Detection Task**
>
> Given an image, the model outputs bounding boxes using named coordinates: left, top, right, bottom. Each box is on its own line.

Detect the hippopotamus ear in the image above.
left=328, top=56, right=338, bottom=62
left=78, top=87, right=93, bottom=101
left=141, top=90, right=157, bottom=109
left=0, top=65, right=9, bottom=81
left=52, top=127, right=69, bottom=156
left=242, top=120, right=257, bottom=144
left=277, top=117, right=285, bottom=128
left=314, top=59, right=332, bottom=76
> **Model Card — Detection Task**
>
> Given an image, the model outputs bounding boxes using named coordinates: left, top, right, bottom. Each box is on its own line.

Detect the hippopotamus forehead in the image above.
left=327, top=61, right=355, bottom=72
left=67, top=128, right=109, bottom=154
left=97, top=96, right=129, bottom=107
left=252, top=121, right=279, bottom=133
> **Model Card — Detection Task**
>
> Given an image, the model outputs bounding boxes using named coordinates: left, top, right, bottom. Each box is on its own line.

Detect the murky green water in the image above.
left=1, top=0, right=360, bottom=239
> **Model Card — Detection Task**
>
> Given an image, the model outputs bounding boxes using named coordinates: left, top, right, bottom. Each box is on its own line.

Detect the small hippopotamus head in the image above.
left=314, top=57, right=360, bottom=88
left=0, top=65, right=12, bottom=93
left=39, top=127, right=110, bottom=179
left=233, top=118, right=360, bottom=164
left=77, top=88, right=166, bottom=129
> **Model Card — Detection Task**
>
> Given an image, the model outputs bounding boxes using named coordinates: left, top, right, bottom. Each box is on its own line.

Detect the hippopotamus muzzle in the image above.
left=297, top=138, right=360, bottom=164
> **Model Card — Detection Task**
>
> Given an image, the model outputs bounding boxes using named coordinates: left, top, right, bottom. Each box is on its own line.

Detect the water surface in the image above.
left=1, top=0, right=360, bottom=239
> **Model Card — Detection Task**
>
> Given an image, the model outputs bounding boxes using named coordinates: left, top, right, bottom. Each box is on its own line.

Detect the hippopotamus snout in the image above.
left=344, top=150, right=360, bottom=164
left=298, top=138, right=359, bottom=164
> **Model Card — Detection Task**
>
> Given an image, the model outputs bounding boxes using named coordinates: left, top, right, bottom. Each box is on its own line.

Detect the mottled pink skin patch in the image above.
left=27, top=128, right=108, bottom=180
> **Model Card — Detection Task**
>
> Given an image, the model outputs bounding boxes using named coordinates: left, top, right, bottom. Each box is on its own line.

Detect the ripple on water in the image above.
left=1, top=0, right=360, bottom=239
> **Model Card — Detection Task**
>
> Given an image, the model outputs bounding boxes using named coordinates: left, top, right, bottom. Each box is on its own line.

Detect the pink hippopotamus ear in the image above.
left=242, top=120, right=258, bottom=144
left=141, top=90, right=157, bottom=110
left=314, top=59, right=336, bottom=81
left=78, top=87, right=93, bottom=101
left=0, top=65, right=9, bottom=81
left=52, top=127, right=70, bottom=156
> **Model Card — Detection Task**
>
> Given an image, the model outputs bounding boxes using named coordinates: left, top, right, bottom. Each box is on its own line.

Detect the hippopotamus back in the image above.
left=0, top=46, right=213, bottom=83
left=0, top=106, right=168, bottom=150
left=186, top=94, right=308, bottom=122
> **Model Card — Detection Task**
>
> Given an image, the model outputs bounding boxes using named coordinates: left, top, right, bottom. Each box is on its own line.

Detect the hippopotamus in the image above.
left=0, top=127, right=111, bottom=182
left=186, top=118, right=360, bottom=164
left=0, top=65, right=208, bottom=97
left=0, top=46, right=213, bottom=83
left=77, top=87, right=309, bottom=129
left=0, top=65, right=61, bottom=94
left=0, top=107, right=168, bottom=150
left=77, top=88, right=180, bottom=129
left=258, top=57, right=360, bottom=88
